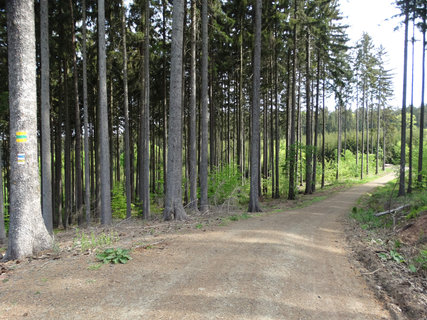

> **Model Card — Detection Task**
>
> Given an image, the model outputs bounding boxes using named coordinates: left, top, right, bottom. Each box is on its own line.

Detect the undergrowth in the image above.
left=73, top=229, right=119, bottom=251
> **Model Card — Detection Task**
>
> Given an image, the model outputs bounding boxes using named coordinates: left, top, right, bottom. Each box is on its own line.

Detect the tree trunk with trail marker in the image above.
left=5, top=0, right=52, bottom=260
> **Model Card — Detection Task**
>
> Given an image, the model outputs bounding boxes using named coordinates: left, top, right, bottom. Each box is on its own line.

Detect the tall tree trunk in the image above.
left=188, top=0, right=198, bottom=211
left=55, top=78, right=63, bottom=228
left=162, top=0, right=168, bottom=196
left=361, top=82, right=365, bottom=179
left=142, top=0, right=150, bottom=219
left=398, top=3, right=409, bottom=197
left=98, top=0, right=112, bottom=224
left=288, top=0, right=298, bottom=200
left=40, top=0, right=52, bottom=233
left=418, top=5, right=426, bottom=184
left=263, top=98, right=268, bottom=194
left=274, top=43, right=280, bottom=198
left=163, top=0, right=187, bottom=221
left=5, top=0, right=52, bottom=260
left=248, top=0, right=262, bottom=212
left=82, top=0, right=91, bottom=225
left=321, top=77, right=326, bottom=188
left=64, top=62, right=72, bottom=228
left=408, top=17, right=415, bottom=193
left=69, top=0, right=82, bottom=222
left=0, top=143, right=5, bottom=243
left=121, top=0, right=132, bottom=219
left=312, top=51, right=320, bottom=192
left=376, top=89, right=380, bottom=175
left=305, top=30, right=312, bottom=194
left=336, top=102, right=342, bottom=180
left=356, top=86, right=359, bottom=167
left=366, top=98, right=369, bottom=176
left=200, top=0, right=209, bottom=212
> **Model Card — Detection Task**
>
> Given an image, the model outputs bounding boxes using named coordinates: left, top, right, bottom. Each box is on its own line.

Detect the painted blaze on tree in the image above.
left=5, top=0, right=52, bottom=260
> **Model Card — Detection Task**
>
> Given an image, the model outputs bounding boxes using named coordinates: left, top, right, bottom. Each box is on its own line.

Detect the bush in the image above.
left=208, top=163, right=246, bottom=205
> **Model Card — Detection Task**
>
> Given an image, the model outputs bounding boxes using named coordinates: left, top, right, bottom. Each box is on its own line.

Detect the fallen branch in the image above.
left=361, top=268, right=381, bottom=275
left=375, top=204, right=410, bottom=217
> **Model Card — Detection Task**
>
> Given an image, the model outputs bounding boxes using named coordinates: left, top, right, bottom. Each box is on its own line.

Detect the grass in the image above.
left=73, top=229, right=119, bottom=252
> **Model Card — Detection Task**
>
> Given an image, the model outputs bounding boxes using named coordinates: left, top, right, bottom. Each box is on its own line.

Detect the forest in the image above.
left=0, top=0, right=425, bottom=261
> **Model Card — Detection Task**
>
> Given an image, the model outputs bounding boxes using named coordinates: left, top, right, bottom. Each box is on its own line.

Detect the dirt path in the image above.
left=0, top=174, right=396, bottom=320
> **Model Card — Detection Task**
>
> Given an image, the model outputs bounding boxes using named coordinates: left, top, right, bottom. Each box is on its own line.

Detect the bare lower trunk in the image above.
left=142, top=0, right=150, bottom=219
left=188, top=0, right=199, bottom=212
left=200, top=0, right=209, bottom=212
left=82, top=0, right=91, bottom=224
left=5, top=0, right=52, bottom=260
left=98, top=0, right=112, bottom=224
left=163, top=0, right=187, bottom=221
left=40, top=0, right=52, bottom=233
left=69, top=0, right=82, bottom=222
left=248, top=0, right=262, bottom=213
left=0, top=143, right=5, bottom=243
left=398, top=6, right=409, bottom=197
left=122, top=0, right=132, bottom=219
left=418, top=9, right=425, bottom=184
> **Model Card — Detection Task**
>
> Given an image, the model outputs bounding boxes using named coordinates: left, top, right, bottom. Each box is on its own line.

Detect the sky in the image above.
left=339, top=0, right=425, bottom=109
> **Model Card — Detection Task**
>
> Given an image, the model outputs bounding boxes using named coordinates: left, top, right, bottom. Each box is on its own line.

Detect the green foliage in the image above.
left=408, top=264, right=417, bottom=273
left=111, top=183, right=128, bottom=219
left=350, top=207, right=385, bottom=230
left=389, top=250, right=405, bottom=263
left=73, top=229, right=119, bottom=252
left=208, top=163, right=246, bottom=205
left=96, top=248, right=132, bottom=264
left=378, top=252, right=388, bottom=261
left=195, top=223, right=203, bottom=229
left=228, top=212, right=250, bottom=222
left=394, top=239, right=402, bottom=249
left=377, top=250, right=405, bottom=264
left=414, top=248, right=427, bottom=270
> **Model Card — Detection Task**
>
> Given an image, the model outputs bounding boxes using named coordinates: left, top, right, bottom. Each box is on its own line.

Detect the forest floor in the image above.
left=0, top=172, right=425, bottom=319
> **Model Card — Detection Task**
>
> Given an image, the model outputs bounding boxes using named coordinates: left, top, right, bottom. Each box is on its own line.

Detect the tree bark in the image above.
left=121, top=0, right=132, bottom=219
left=189, top=0, right=199, bottom=212
left=142, top=0, right=150, bottom=219
left=305, top=30, right=312, bottom=194
left=163, top=0, right=187, bottom=221
left=418, top=4, right=425, bottom=184
left=5, top=0, right=52, bottom=260
left=200, top=0, right=209, bottom=212
left=69, top=0, right=82, bottom=222
left=288, top=0, right=298, bottom=200
left=248, top=0, right=262, bottom=212
left=0, top=143, right=5, bottom=244
left=40, top=0, right=52, bottom=233
left=98, top=0, right=112, bottom=224
left=407, top=17, right=415, bottom=193
left=82, top=0, right=91, bottom=225
left=398, top=4, right=409, bottom=197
